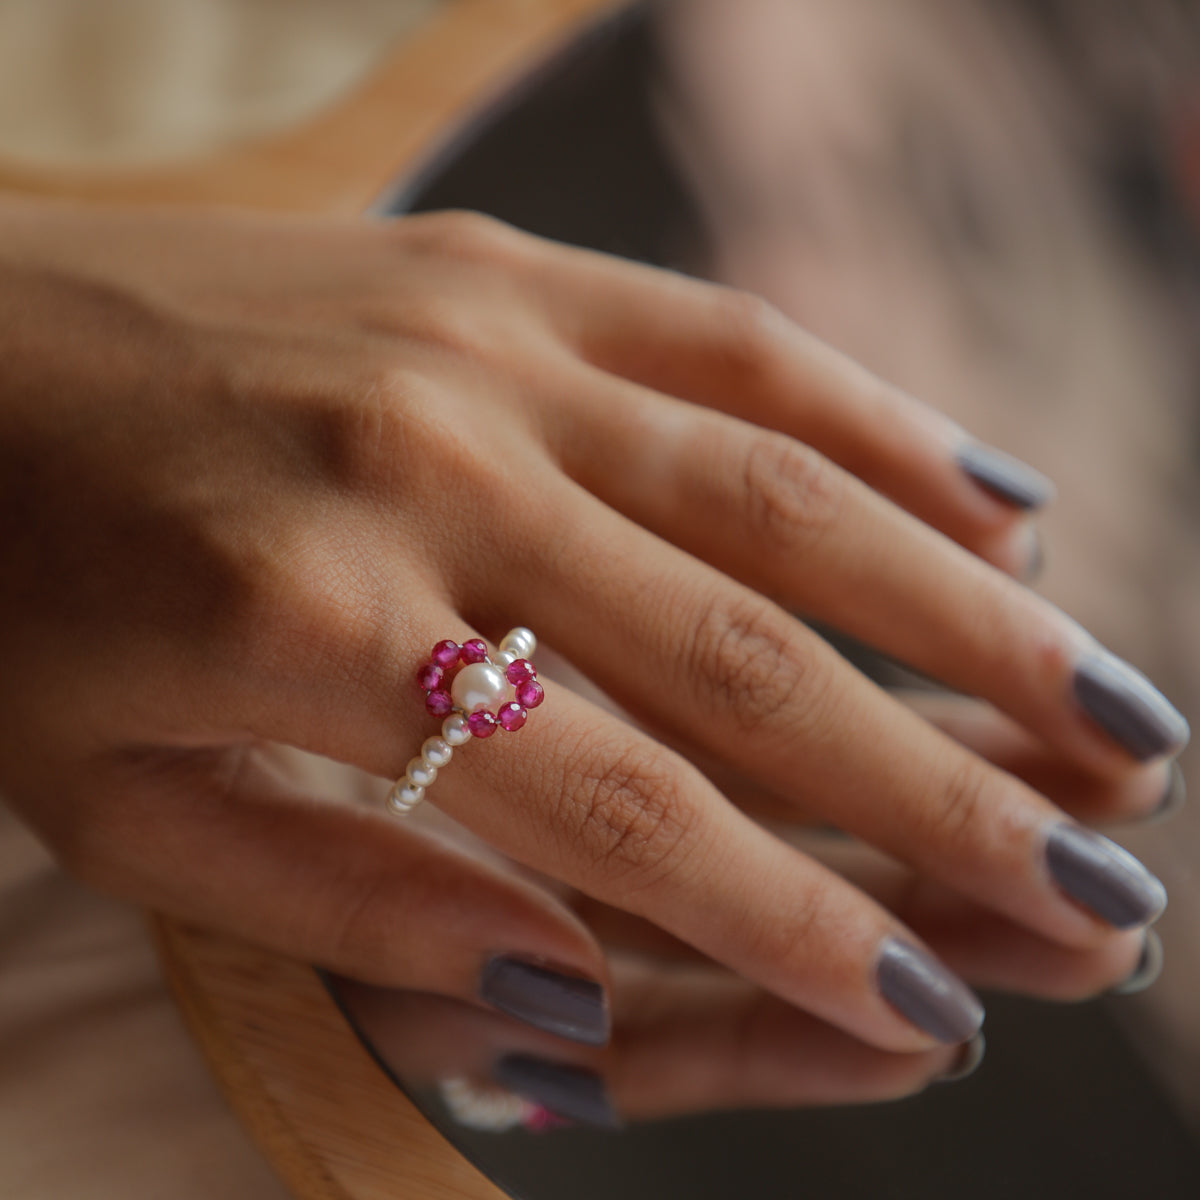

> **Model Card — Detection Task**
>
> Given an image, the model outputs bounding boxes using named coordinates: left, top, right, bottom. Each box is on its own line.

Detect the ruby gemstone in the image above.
left=431, top=640, right=460, bottom=669
left=417, top=663, right=444, bottom=691
left=460, top=639, right=488, bottom=664
left=468, top=710, right=498, bottom=738
left=515, top=679, right=544, bottom=709
left=425, top=690, right=453, bottom=716
left=506, top=659, right=536, bottom=685
left=498, top=702, right=527, bottom=731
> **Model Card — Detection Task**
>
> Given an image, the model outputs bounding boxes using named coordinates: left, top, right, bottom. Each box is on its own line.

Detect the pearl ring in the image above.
left=388, top=627, right=544, bottom=815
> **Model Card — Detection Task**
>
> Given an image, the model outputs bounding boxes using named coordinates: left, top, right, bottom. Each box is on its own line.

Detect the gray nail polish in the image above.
left=956, top=442, right=1055, bottom=510
left=1073, top=651, right=1190, bottom=761
left=1045, top=823, right=1167, bottom=928
left=494, top=1054, right=621, bottom=1129
left=876, top=938, right=984, bottom=1044
left=480, top=957, right=610, bottom=1046
left=1150, top=761, right=1186, bottom=823
left=937, top=1031, right=987, bottom=1084
left=1111, top=929, right=1164, bottom=996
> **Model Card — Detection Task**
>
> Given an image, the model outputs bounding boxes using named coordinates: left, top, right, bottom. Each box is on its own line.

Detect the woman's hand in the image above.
left=0, top=200, right=1185, bottom=1065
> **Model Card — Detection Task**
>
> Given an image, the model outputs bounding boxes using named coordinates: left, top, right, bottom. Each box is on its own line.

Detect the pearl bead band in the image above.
left=388, top=627, right=544, bottom=816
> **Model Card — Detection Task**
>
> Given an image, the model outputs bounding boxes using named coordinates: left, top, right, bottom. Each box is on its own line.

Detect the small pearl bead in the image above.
left=407, top=757, right=437, bottom=788
left=451, top=662, right=508, bottom=714
left=494, top=649, right=518, bottom=669
left=389, top=782, right=424, bottom=813
left=442, top=714, right=470, bottom=746
left=422, top=736, right=453, bottom=768
left=500, top=627, right=536, bottom=659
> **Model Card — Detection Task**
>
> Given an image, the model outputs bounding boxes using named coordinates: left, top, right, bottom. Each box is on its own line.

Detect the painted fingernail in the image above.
left=1045, top=823, right=1167, bottom=928
left=480, top=957, right=610, bottom=1046
left=936, top=1031, right=987, bottom=1084
left=1073, top=651, right=1190, bottom=761
left=956, top=442, right=1055, bottom=510
left=493, top=1054, right=621, bottom=1129
left=1150, top=761, right=1186, bottom=822
left=1111, top=929, right=1164, bottom=996
left=876, top=938, right=984, bottom=1044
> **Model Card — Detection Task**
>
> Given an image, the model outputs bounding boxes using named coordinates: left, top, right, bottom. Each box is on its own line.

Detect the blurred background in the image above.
left=1, top=1, right=1198, bottom=1197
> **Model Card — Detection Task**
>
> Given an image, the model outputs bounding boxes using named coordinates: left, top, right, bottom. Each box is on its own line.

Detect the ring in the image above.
left=387, top=627, right=544, bottom=816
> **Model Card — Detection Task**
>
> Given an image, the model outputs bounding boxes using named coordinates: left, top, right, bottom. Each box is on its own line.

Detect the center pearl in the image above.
left=451, top=662, right=508, bottom=714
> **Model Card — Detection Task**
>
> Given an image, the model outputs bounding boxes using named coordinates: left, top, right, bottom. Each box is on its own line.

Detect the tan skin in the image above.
left=0, top=198, right=1182, bottom=1103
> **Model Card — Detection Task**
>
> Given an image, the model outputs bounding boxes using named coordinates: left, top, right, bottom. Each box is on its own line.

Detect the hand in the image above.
left=0, top=200, right=1184, bottom=1067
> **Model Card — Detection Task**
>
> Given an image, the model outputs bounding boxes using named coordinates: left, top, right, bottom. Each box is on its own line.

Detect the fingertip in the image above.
left=480, top=956, right=611, bottom=1046
left=875, top=937, right=985, bottom=1045
left=1022, top=525, right=1045, bottom=585
left=934, top=1030, right=987, bottom=1084
left=1149, top=761, right=1187, bottom=823
left=1071, top=649, right=1191, bottom=764
left=1109, top=928, right=1164, bottom=996
left=985, top=519, right=1044, bottom=583
left=955, top=441, right=1056, bottom=512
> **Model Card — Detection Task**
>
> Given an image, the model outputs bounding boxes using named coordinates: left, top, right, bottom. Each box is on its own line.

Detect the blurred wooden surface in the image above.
left=154, top=917, right=509, bottom=1200
left=0, top=0, right=619, bottom=213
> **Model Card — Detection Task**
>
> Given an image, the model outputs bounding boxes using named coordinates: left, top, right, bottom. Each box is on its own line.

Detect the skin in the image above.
left=0, top=199, right=1180, bottom=1095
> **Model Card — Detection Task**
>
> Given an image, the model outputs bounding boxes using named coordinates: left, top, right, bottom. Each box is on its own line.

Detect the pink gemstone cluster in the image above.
left=417, top=637, right=544, bottom=738
left=390, top=627, right=542, bottom=817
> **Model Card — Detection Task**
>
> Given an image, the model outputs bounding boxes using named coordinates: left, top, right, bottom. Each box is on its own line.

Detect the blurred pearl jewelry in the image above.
left=388, top=628, right=544, bottom=817
left=438, top=1077, right=545, bottom=1132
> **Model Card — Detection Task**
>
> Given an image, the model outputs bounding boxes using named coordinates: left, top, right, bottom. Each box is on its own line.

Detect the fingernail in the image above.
left=936, top=1031, right=987, bottom=1083
left=956, top=442, right=1055, bottom=510
left=1045, top=822, right=1167, bottom=928
left=1073, top=651, right=1190, bottom=761
left=876, top=938, right=985, bottom=1044
left=480, top=957, right=610, bottom=1046
left=1149, top=761, right=1186, bottom=823
left=1111, top=929, right=1164, bottom=996
left=493, top=1054, right=621, bottom=1129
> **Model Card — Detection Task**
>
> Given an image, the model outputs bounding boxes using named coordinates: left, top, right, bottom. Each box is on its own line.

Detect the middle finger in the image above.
left=490, top=477, right=1168, bottom=948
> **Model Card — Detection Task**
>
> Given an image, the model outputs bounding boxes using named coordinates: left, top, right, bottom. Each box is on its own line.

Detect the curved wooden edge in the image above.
left=152, top=915, right=509, bottom=1200
left=0, top=0, right=622, bottom=213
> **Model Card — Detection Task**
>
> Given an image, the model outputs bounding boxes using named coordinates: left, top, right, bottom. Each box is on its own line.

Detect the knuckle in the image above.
left=392, top=295, right=495, bottom=360
left=922, top=760, right=989, bottom=853
left=740, top=433, right=843, bottom=553
left=209, top=516, right=386, bottom=701
left=742, top=875, right=828, bottom=967
left=560, top=740, right=697, bottom=893
left=689, top=596, right=821, bottom=733
left=707, top=287, right=786, bottom=381
left=311, top=366, right=453, bottom=499
left=404, top=209, right=521, bottom=263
